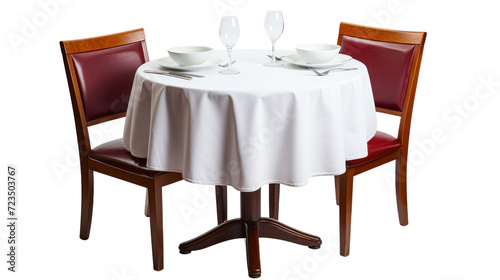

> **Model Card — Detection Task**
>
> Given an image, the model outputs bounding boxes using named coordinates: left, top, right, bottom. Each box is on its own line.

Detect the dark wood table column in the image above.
left=179, top=188, right=322, bottom=278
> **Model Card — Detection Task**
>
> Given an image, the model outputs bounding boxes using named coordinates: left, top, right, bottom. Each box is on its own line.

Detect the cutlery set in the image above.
left=145, top=65, right=357, bottom=80
left=146, top=64, right=357, bottom=80
left=143, top=70, right=204, bottom=80
left=308, top=67, right=358, bottom=76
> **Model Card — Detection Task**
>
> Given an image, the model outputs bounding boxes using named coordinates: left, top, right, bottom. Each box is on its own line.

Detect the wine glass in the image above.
left=219, top=16, right=240, bottom=75
left=264, top=10, right=284, bottom=67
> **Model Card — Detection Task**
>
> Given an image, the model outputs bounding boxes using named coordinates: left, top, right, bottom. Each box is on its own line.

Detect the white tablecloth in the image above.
left=123, top=50, right=376, bottom=192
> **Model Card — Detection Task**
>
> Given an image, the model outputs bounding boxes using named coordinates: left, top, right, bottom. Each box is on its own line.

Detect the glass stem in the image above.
left=271, top=41, right=276, bottom=62
left=227, top=47, right=233, bottom=71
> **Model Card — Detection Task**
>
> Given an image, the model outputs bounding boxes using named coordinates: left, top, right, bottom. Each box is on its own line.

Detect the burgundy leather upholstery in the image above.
left=89, top=139, right=166, bottom=177
left=72, top=42, right=145, bottom=122
left=347, top=131, right=400, bottom=167
left=340, top=36, right=416, bottom=111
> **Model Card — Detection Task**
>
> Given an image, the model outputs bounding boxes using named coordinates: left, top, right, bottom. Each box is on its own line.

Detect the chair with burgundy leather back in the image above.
left=60, top=29, right=226, bottom=271
left=269, top=22, right=426, bottom=256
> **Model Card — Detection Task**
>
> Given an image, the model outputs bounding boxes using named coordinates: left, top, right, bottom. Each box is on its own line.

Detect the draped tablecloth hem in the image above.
left=343, top=129, right=376, bottom=161
left=123, top=140, right=371, bottom=192
left=366, top=128, right=377, bottom=142
left=345, top=152, right=369, bottom=161
left=122, top=143, right=148, bottom=159
left=144, top=169, right=353, bottom=193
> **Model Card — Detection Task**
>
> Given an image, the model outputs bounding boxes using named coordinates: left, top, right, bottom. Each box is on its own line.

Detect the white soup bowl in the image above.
left=295, top=43, right=341, bottom=64
left=168, top=46, right=213, bottom=67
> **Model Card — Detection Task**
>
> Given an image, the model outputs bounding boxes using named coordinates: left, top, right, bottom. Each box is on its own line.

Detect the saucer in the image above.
left=284, top=53, right=352, bottom=69
left=157, top=56, right=224, bottom=71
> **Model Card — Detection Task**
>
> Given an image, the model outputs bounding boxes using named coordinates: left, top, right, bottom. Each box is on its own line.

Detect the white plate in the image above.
left=284, top=53, right=352, bottom=69
left=157, top=56, right=224, bottom=71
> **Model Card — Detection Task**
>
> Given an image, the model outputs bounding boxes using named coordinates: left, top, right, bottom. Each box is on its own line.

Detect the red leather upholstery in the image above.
left=340, top=36, right=415, bottom=111
left=347, top=131, right=400, bottom=167
left=72, top=42, right=145, bottom=122
left=89, top=139, right=166, bottom=177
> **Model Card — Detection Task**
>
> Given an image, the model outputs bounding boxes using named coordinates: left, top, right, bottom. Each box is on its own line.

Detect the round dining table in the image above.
left=123, top=49, right=376, bottom=278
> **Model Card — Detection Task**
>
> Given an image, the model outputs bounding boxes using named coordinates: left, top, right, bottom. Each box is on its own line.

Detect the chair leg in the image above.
left=395, top=157, right=409, bottom=226
left=334, top=176, right=340, bottom=206
left=144, top=189, right=150, bottom=217
left=269, top=184, right=280, bottom=219
left=215, top=185, right=227, bottom=224
left=80, top=165, right=94, bottom=240
left=339, top=168, right=354, bottom=256
left=147, top=180, right=164, bottom=271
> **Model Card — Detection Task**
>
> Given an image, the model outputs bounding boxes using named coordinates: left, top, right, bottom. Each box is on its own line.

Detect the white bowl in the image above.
left=167, top=46, right=213, bottom=67
left=295, top=43, right=341, bottom=64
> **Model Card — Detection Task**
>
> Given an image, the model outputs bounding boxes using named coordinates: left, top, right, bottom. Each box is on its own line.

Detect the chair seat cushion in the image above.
left=89, top=139, right=166, bottom=177
left=347, top=131, right=400, bottom=167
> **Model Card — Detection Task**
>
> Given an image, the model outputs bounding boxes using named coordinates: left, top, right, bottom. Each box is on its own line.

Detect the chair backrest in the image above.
left=60, top=29, right=149, bottom=156
left=337, top=22, right=426, bottom=147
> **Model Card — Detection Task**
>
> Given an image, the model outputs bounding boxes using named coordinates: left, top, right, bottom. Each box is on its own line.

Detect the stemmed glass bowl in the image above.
left=264, top=10, right=284, bottom=67
left=219, top=16, right=240, bottom=74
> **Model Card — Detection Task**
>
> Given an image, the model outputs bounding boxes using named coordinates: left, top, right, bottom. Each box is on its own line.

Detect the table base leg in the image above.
left=245, top=221, right=261, bottom=278
left=179, top=218, right=244, bottom=254
left=178, top=189, right=322, bottom=278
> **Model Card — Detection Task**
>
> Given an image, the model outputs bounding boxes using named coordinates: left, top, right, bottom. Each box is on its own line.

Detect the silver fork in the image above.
left=309, top=67, right=358, bottom=76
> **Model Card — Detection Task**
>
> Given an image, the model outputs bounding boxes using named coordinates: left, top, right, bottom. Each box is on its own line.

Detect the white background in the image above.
left=1, top=0, right=500, bottom=280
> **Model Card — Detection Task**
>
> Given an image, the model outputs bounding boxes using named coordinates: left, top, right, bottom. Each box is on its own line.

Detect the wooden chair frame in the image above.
left=60, top=29, right=183, bottom=271
left=269, top=22, right=426, bottom=257
left=335, top=22, right=426, bottom=256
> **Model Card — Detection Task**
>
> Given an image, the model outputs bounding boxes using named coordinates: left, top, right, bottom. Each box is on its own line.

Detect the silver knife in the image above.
left=144, top=70, right=204, bottom=78
left=143, top=70, right=192, bottom=80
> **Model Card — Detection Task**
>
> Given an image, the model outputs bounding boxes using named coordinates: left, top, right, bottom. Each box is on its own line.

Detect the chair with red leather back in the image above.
left=60, top=29, right=225, bottom=271
left=268, top=22, right=426, bottom=256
